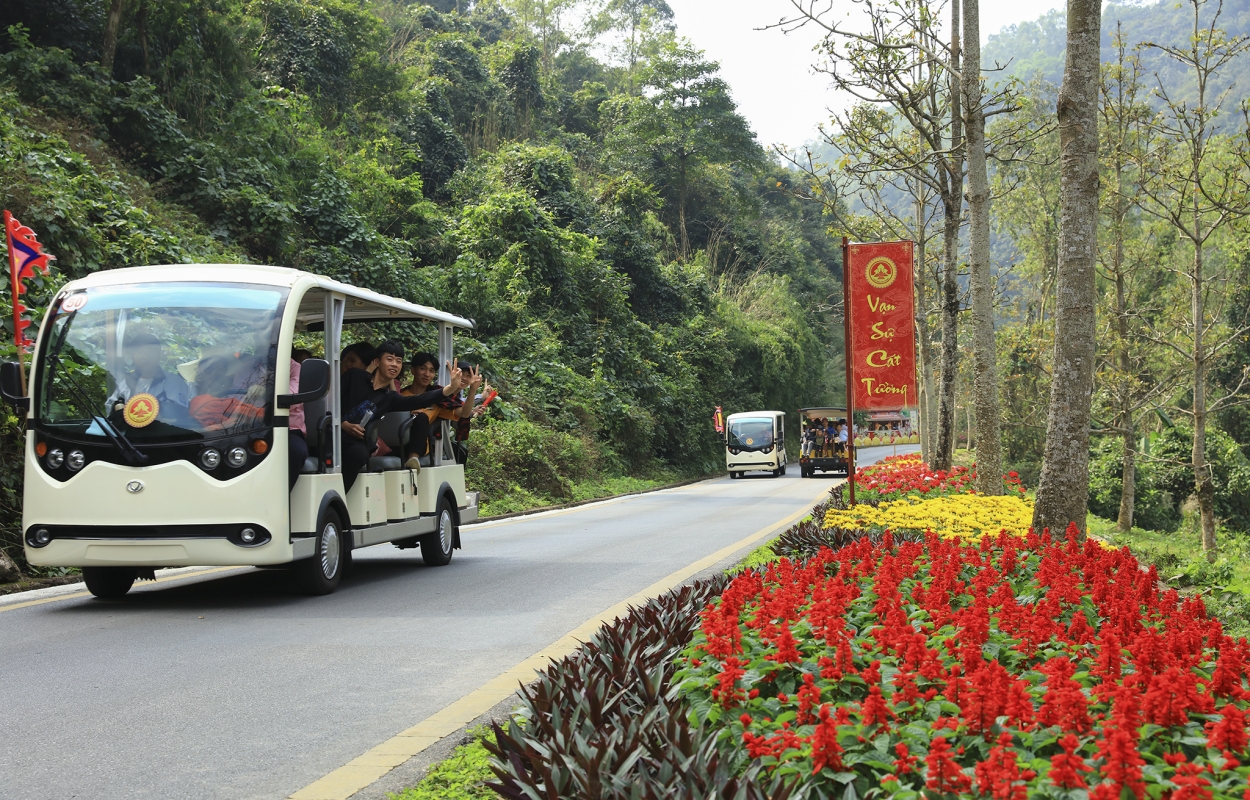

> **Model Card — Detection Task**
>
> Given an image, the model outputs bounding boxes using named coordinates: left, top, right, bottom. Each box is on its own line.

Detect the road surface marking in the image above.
left=0, top=566, right=246, bottom=614
left=288, top=480, right=838, bottom=800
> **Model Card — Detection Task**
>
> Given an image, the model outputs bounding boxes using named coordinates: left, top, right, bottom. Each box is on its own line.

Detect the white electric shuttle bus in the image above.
left=0, top=264, right=480, bottom=598
left=724, top=410, right=786, bottom=478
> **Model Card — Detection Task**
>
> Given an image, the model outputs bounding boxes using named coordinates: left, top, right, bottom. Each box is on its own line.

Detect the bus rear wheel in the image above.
left=296, top=509, right=345, bottom=595
left=419, top=496, right=456, bottom=567
left=82, top=567, right=136, bottom=599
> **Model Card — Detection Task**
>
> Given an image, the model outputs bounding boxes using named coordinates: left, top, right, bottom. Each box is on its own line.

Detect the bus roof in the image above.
left=61, top=264, right=475, bottom=330
left=799, top=407, right=847, bottom=416
left=725, top=410, right=783, bottom=420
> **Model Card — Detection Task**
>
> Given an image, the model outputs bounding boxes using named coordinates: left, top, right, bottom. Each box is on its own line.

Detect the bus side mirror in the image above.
left=0, top=362, right=28, bottom=413
left=278, top=358, right=330, bottom=408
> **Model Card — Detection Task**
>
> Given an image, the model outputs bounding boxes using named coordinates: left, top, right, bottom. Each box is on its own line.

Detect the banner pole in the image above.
left=843, top=235, right=856, bottom=506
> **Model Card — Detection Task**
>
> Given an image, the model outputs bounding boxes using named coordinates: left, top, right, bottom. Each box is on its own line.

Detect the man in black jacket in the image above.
left=339, top=340, right=465, bottom=491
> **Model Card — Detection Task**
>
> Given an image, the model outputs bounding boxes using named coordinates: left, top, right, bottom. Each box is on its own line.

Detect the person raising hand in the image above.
left=338, top=341, right=467, bottom=491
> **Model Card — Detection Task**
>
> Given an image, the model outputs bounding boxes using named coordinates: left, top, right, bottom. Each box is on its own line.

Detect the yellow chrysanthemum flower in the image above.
left=823, top=494, right=1034, bottom=540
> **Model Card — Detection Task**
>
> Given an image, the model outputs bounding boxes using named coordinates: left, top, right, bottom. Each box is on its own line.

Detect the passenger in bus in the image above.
left=400, top=353, right=483, bottom=469
left=339, top=341, right=467, bottom=491
left=288, top=356, right=307, bottom=490
left=106, top=331, right=192, bottom=411
left=340, top=342, right=376, bottom=374
left=188, top=355, right=267, bottom=430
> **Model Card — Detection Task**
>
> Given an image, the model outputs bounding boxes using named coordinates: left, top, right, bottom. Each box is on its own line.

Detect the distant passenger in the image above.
left=340, top=342, right=377, bottom=374
left=106, top=331, right=192, bottom=411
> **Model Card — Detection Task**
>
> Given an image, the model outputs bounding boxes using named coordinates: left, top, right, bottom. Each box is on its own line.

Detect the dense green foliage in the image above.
left=0, top=0, right=841, bottom=568
left=1089, top=426, right=1250, bottom=534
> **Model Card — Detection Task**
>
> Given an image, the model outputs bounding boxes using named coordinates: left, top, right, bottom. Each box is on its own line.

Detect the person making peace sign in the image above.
left=339, top=340, right=469, bottom=491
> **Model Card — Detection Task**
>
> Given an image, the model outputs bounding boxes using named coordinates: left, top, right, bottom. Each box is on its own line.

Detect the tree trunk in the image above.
left=1118, top=423, right=1136, bottom=531
left=1113, top=200, right=1135, bottom=532
left=933, top=0, right=963, bottom=473
left=1191, top=221, right=1217, bottom=556
left=961, top=0, right=1003, bottom=494
left=101, top=0, right=126, bottom=78
left=137, top=0, right=150, bottom=75
left=915, top=188, right=935, bottom=466
left=1033, top=0, right=1102, bottom=537
left=678, top=160, right=689, bottom=260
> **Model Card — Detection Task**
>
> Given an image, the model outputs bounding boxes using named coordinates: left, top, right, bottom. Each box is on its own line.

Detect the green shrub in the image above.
left=465, top=414, right=598, bottom=505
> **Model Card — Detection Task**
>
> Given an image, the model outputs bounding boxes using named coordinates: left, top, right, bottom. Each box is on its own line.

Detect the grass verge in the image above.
left=478, top=473, right=689, bottom=518
left=386, top=726, right=496, bottom=800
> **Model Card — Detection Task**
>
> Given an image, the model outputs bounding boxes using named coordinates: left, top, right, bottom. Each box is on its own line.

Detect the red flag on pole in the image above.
left=713, top=406, right=724, bottom=434
left=845, top=241, right=917, bottom=410
left=5, top=210, right=54, bottom=352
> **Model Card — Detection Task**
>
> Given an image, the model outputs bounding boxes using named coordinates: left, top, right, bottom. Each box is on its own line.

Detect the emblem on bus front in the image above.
left=126, top=480, right=144, bottom=494
left=124, top=393, right=160, bottom=428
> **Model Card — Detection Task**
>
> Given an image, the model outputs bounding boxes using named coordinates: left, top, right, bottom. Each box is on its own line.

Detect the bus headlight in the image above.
left=239, top=527, right=257, bottom=544
left=728, top=447, right=740, bottom=455
left=30, top=528, right=52, bottom=547
left=66, top=450, right=86, bottom=471
left=761, top=445, right=774, bottom=454
left=226, top=447, right=248, bottom=468
left=46, top=448, right=64, bottom=469
left=200, top=448, right=221, bottom=470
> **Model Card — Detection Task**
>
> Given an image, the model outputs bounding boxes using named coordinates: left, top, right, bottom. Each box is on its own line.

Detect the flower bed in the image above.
left=674, top=460, right=1250, bottom=798
left=490, top=458, right=1250, bottom=798
left=823, top=494, right=1035, bottom=542
left=854, top=454, right=1026, bottom=503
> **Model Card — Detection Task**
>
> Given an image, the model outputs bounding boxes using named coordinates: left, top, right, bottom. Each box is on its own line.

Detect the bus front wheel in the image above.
left=420, top=496, right=456, bottom=567
left=83, top=567, right=136, bottom=599
left=296, top=509, right=345, bottom=595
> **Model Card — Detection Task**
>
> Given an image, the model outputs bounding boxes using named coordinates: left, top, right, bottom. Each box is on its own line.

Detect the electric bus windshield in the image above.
left=727, top=417, right=774, bottom=450
left=37, top=283, right=288, bottom=443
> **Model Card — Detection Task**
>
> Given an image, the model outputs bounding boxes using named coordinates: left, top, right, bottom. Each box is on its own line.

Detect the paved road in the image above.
left=0, top=447, right=913, bottom=800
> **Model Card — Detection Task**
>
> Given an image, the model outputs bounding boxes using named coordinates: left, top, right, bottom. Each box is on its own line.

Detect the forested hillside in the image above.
left=984, top=0, right=1250, bottom=98
left=0, top=0, right=843, bottom=549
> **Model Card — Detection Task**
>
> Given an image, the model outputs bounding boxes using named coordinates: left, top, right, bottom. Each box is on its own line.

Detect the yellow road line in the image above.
left=0, top=566, right=246, bottom=614
left=288, top=480, right=838, bottom=800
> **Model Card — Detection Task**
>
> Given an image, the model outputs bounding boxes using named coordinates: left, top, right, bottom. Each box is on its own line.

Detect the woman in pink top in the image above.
left=288, top=358, right=308, bottom=490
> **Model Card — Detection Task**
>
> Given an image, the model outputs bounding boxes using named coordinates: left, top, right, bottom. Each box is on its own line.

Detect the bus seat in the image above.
left=300, top=393, right=329, bottom=473
left=366, top=412, right=413, bottom=471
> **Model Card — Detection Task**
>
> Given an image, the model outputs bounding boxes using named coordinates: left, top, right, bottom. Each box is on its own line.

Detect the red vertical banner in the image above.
left=713, top=406, right=724, bottom=434
left=846, top=241, right=917, bottom=410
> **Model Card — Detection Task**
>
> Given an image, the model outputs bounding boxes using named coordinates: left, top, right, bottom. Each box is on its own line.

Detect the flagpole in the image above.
left=843, top=235, right=856, bottom=507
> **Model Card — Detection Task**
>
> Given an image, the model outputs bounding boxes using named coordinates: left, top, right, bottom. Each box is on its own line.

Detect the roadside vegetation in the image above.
left=473, top=456, right=1250, bottom=797
left=0, top=0, right=844, bottom=577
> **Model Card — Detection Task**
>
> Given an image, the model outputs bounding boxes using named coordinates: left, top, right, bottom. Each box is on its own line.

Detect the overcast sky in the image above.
left=663, top=0, right=1067, bottom=150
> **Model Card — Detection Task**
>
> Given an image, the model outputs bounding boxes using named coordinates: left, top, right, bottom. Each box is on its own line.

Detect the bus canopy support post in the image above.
left=325, top=293, right=345, bottom=473
left=435, top=322, right=453, bottom=467
left=843, top=235, right=856, bottom=506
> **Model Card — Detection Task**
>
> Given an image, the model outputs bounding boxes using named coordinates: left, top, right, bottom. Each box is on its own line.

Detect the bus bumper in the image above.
left=22, top=435, right=293, bottom=568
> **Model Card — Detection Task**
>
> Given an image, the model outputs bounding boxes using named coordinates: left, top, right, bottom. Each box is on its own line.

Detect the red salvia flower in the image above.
left=809, top=704, right=845, bottom=774
left=1048, top=733, right=1090, bottom=789
left=858, top=684, right=893, bottom=727
left=925, top=736, right=971, bottom=794
left=1206, top=703, right=1248, bottom=753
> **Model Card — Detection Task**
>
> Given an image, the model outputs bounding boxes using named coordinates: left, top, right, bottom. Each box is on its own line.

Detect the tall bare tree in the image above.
left=781, top=137, right=942, bottom=465
left=961, top=0, right=1004, bottom=493
left=1134, top=0, right=1250, bottom=555
left=1094, top=28, right=1173, bottom=533
left=772, top=0, right=964, bottom=469
left=1033, top=0, right=1103, bottom=535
